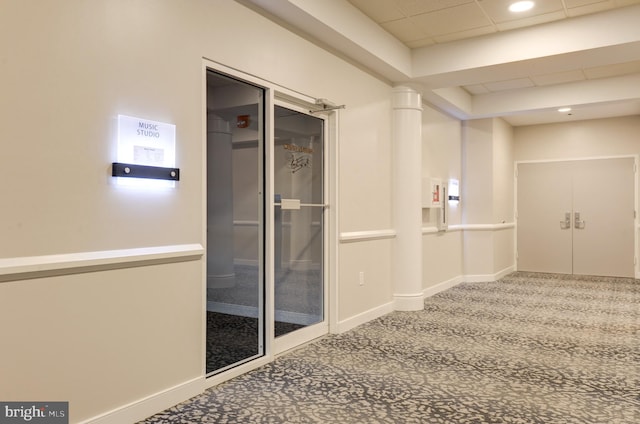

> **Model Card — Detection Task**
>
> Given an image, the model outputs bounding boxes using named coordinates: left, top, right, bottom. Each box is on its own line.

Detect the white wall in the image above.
left=514, top=115, right=640, bottom=222
left=337, top=95, right=394, bottom=324
left=0, top=1, right=395, bottom=422
left=493, top=118, right=515, bottom=224
left=421, top=104, right=463, bottom=289
left=514, top=116, right=640, bottom=162
left=462, top=118, right=516, bottom=280
left=492, top=119, right=515, bottom=273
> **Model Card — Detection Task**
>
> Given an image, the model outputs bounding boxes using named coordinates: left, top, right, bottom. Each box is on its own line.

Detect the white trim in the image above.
left=203, top=58, right=316, bottom=105
left=423, top=275, right=464, bottom=298
left=464, top=265, right=515, bottom=283
left=635, top=156, right=639, bottom=280
left=335, top=301, right=394, bottom=334
left=0, top=244, right=204, bottom=281
left=200, top=61, right=209, bottom=380
left=422, top=226, right=439, bottom=234
left=459, top=222, right=515, bottom=231
left=339, top=229, right=397, bottom=243
left=393, top=293, right=425, bottom=311
left=441, top=225, right=463, bottom=232
left=515, top=154, right=639, bottom=165
left=345, top=224, right=516, bottom=239
left=204, top=355, right=273, bottom=389
left=81, top=376, right=204, bottom=424
left=274, top=323, right=328, bottom=355
left=328, top=109, right=340, bottom=335
left=422, top=223, right=515, bottom=234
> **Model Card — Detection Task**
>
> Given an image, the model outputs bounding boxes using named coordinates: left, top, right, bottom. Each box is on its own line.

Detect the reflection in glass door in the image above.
left=274, top=105, right=325, bottom=339
left=206, top=70, right=264, bottom=375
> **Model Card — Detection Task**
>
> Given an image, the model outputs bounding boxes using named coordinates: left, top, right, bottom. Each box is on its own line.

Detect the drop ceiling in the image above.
left=244, top=0, right=640, bottom=125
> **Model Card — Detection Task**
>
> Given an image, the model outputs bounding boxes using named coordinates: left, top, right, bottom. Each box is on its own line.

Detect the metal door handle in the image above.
left=560, top=212, right=571, bottom=229
left=575, top=212, right=586, bottom=229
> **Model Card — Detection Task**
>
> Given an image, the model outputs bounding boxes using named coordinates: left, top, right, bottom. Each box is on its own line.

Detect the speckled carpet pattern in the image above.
left=142, top=272, right=640, bottom=423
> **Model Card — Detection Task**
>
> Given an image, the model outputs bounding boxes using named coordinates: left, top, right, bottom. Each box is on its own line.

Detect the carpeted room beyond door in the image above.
left=143, top=272, right=640, bottom=423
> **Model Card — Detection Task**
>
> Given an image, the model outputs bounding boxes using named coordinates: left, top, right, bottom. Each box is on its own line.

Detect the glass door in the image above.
left=206, top=70, right=264, bottom=375
left=273, top=104, right=327, bottom=349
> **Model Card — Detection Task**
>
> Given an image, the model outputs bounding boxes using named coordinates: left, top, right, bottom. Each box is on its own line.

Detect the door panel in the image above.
left=517, top=161, right=573, bottom=274
left=273, top=105, right=326, bottom=344
left=572, top=158, right=635, bottom=277
left=206, top=71, right=264, bottom=375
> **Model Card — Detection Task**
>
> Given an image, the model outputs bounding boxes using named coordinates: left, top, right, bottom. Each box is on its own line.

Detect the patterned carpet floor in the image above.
left=142, top=272, right=640, bottom=423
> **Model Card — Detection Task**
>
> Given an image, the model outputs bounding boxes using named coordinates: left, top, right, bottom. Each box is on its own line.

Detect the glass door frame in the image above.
left=204, top=68, right=267, bottom=379
left=203, top=60, right=338, bottom=387
left=271, top=99, right=331, bottom=355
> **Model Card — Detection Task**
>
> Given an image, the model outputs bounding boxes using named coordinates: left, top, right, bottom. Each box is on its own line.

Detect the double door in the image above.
left=205, top=70, right=328, bottom=376
left=517, top=158, right=636, bottom=278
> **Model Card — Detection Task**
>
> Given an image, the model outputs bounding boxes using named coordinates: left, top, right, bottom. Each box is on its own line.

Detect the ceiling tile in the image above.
left=484, top=78, right=536, bottom=91
left=496, top=11, right=567, bottom=31
left=531, top=70, right=586, bottom=86
left=566, top=0, right=616, bottom=16
left=433, top=25, right=496, bottom=43
left=380, top=18, right=428, bottom=42
left=394, top=0, right=474, bottom=17
left=410, top=2, right=491, bottom=37
left=347, top=0, right=405, bottom=23
left=463, top=84, right=491, bottom=94
left=584, top=60, right=640, bottom=79
left=405, top=37, right=436, bottom=48
left=564, top=0, right=610, bottom=7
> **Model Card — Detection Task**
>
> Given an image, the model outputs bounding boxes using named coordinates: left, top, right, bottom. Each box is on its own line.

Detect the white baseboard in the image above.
left=336, top=267, right=516, bottom=334
left=423, top=275, right=464, bottom=298
left=82, top=376, right=203, bottom=424
left=335, top=301, right=394, bottom=334
left=464, top=265, right=515, bottom=283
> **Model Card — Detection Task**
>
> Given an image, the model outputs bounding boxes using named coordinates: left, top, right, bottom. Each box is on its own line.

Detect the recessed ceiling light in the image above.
left=558, top=107, right=572, bottom=113
left=509, top=1, right=534, bottom=13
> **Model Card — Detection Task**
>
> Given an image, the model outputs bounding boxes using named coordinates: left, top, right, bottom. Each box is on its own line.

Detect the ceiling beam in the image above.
left=412, top=5, right=640, bottom=87
left=245, top=0, right=412, bottom=81
left=471, top=73, right=640, bottom=117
